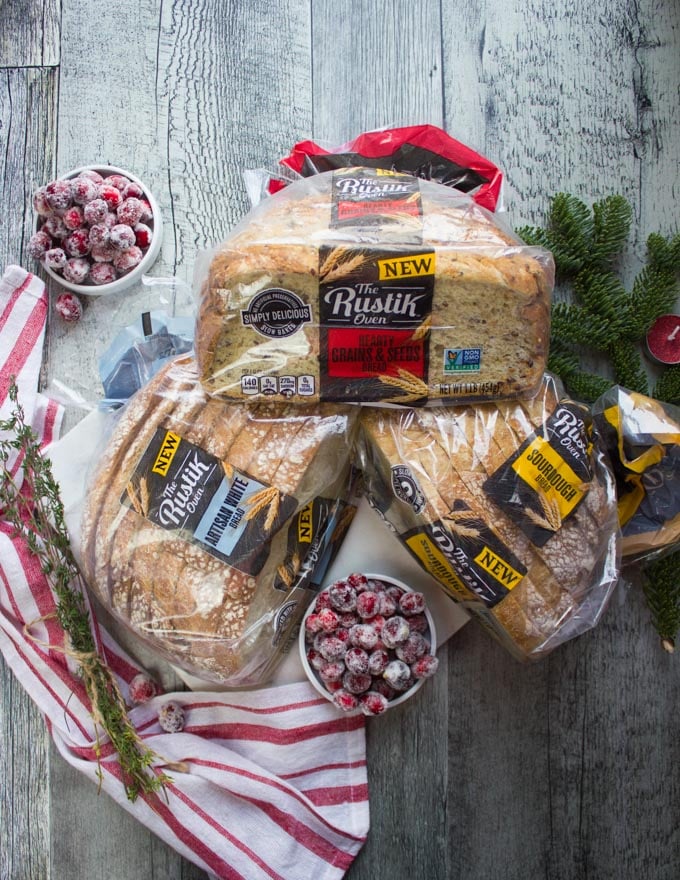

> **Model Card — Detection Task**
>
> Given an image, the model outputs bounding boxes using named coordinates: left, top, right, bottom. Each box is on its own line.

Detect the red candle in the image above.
left=646, top=314, right=680, bottom=365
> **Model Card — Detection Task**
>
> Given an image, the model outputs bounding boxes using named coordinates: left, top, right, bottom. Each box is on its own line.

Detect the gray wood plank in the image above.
left=0, top=64, right=58, bottom=880
left=0, top=0, right=60, bottom=67
left=312, top=0, right=443, bottom=145
left=442, top=0, right=642, bottom=225
left=0, top=665, right=50, bottom=880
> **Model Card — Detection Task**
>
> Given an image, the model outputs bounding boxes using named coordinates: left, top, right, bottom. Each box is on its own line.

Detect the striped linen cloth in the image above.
left=0, top=265, right=369, bottom=880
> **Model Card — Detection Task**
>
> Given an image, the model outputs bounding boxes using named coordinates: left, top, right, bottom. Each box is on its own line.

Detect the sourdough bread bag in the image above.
left=80, top=355, right=359, bottom=685
left=194, top=167, right=553, bottom=406
left=356, top=375, right=621, bottom=660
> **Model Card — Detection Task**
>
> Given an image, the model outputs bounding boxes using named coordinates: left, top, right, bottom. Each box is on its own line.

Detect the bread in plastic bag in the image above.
left=194, top=166, right=553, bottom=407
left=356, top=374, right=620, bottom=660
left=593, top=386, right=680, bottom=562
left=80, top=354, right=359, bottom=685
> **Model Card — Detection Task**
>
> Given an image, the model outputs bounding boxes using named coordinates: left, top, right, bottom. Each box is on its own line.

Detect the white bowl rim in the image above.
left=299, top=571, right=437, bottom=711
left=35, top=163, right=163, bottom=297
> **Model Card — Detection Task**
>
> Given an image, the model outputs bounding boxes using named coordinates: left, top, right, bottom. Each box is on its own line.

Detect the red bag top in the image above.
left=271, top=124, right=503, bottom=212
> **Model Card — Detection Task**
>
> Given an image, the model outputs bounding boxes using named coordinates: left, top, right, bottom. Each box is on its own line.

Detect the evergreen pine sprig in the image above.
left=520, top=194, right=680, bottom=651
left=519, top=193, right=680, bottom=406
left=0, top=381, right=170, bottom=801
left=642, top=551, right=680, bottom=653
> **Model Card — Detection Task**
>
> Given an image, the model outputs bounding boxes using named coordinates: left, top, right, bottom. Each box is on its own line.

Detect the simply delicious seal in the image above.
left=241, top=288, right=312, bottom=339
left=391, top=464, right=426, bottom=513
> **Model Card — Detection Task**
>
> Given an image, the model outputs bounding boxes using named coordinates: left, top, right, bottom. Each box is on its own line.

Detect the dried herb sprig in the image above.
left=0, top=380, right=169, bottom=801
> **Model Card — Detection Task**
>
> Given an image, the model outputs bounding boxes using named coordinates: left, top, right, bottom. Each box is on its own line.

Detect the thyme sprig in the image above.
left=0, top=380, right=169, bottom=801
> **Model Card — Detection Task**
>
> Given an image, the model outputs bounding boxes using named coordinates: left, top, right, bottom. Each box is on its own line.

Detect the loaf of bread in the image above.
left=80, top=354, right=359, bottom=685
left=357, top=375, right=620, bottom=659
left=195, top=167, right=552, bottom=406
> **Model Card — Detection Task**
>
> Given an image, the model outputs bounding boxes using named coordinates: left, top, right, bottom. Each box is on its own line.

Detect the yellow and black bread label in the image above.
left=401, top=506, right=527, bottom=608
left=377, top=252, right=435, bottom=281
left=483, top=402, right=593, bottom=547
left=151, top=430, right=181, bottom=476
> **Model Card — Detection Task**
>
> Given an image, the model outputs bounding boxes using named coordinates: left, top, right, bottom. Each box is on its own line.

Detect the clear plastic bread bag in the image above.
left=592, top=386, right=680, bottom=564
left=193, top=166, right=554, bottom=408
left=355, top=374, right=621, bottom=661
left=79, top=354, right=359, bottom=686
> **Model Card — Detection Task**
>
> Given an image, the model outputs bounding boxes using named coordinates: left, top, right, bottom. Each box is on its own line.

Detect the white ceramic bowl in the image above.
left=33, top=164, right=163, bottom=296
left=299, top=572, right=437, bottom=713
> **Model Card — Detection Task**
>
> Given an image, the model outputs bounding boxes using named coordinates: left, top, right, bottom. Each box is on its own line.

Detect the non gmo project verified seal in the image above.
left=444, top=347, right=481, bottom=372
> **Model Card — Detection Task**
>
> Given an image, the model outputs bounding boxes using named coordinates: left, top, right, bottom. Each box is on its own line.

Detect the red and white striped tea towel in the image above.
left=0, top=265, right=369, bottom=880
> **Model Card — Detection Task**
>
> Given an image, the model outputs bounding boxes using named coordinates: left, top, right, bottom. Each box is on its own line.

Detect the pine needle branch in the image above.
left=642, top=551, right=680, bottom=652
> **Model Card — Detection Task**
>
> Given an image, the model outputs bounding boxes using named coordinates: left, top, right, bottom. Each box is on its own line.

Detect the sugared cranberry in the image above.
left=305, top=613, right=324, bottom=636
left=399, top=591, right=426, bottom=616
left=122, top=180, right=144, bottom=199
left=344, top=647, right=369, bottom=675
left=356, top=591, right=380, bottom=618
left=89, top=262, right=117, bottom=285
left=106, top=174, right=131, bottom=191
left=378, top=592, right=398, bottom=617
left=408, top=614, right=429, bottom=634
left=110, top=223, right=136, bottom=251
left=83, top=198, right=109, bottom=225
left=78, top=169, right=104, bottom=184
left=396, top=633, right=428, bottom=664
left=335, top=627, right=351, bottom=644
left=332, top=690, right=359, bottom=712
left=117, top=197, right=145, bottom=226
left=349, top=623, right=379, bottom=650
left=27, top=230, right=52, bottom=260
left=128, top=672, right=159, bottom=705
left=158, top=700, right=185, bottom=733
left=381, top=616, right=410, bottom=648
left=317, top=607, right=339, bottom=633
left=113, top=245, right=143, bottom=273
left=99, top=184, right=122, bottom=210
left=138, top=199, right=153, bottom=222
left=372, top=679, right=396, bottom=700
left=360, top=691, right=389, bottom=716
left=91, top=242, right=117, bottom=262
left=314, top=591, right=331, bottom=611
left=338, top=611, right=359, bottom=628
left=33, top=187, right=53, bottom=216
left=71, top=176, right=100, bottom=205
left=43, top=247, right=67, bottom=270
left=62, top=258, right=90, bottom=284
left=54, top=292, right=83, bottom=322
left=367, top=648, right=389, bottom=676
left=342, top=672, right=372, bottom=695
left=347, top=573, right=369, bottom=590
left=42, top=215, right=68, bottom=239
left=411, top=654, right=439, bottom=680
left=62, top=205, right=85, bottom=231
left=64, top=229, right=90, bottom=258
left=45, top=179, right=72, bottom=211
left=319, top=661, right=345, bottom=683
left=383, top=660, right=412, bottom=691
left=88, top=223, right=110, bottom=246
left=317, top=635, right=345, bottom=662
left=306, top=648, right=325, bottom=671
left=134, top=222, right=153, bottom=249
left=328, top=580, right=357, bottom=613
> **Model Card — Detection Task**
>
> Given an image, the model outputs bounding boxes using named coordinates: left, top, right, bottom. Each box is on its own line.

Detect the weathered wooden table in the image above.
left=2, top=1, right=679, bottom=878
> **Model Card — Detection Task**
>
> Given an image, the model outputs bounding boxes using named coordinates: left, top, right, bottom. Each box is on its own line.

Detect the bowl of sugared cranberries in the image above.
left=29, top=165, right=163, bottom=296
left=300, top=573, right=439, bottom=716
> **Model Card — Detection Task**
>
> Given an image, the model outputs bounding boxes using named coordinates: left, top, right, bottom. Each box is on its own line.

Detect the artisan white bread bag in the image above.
left=194, top=166, right=553, bottom=406
left=80, top=354, right=359, bottom=685
left=356, top=375, right=621, bottom=660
